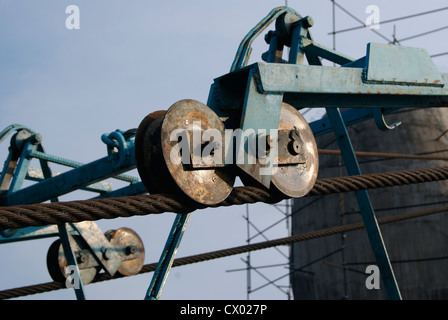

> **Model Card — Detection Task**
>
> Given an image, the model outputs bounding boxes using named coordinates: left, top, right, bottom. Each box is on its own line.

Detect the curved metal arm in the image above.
left=372, top=109, right=402, bottom=131
left=0, top=124, right=35, bottom=144
left=230, top=6, right=300, bottom=72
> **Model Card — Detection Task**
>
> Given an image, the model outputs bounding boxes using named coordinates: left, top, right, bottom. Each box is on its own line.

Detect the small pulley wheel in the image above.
left=135, top=100, right=235, bottom=205
left=270, top=103, right=318, bottom=197
left=105, top=227, right=145, bottom=276
left=46, top=235, right=99, bottom=285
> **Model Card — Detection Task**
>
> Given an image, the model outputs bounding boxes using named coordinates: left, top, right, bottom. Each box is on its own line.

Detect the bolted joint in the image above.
left=264, top=30, right=276, bottom=44
left=76, top=252, right=88, bottom=264
left=10, top=130, right=34, bottom=155
left=257, top=133, right=273, bottom=159
left=266, top=134, right=276, bottom=150
left=102, top=247, right=113, bottom=260
left=125, top=245, right=137, bottom=256
left=300, top=16, right=314, bottom=29
left=288, top=128, right=303, bottom=155
left=29, top=133, right=42, bottom=145
left=289, top=140, right=301, bottom=155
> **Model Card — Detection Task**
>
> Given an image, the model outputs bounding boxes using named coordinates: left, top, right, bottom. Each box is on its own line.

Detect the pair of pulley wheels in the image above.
left=47, top=227, right=145, bottom=285
left=135, top=99, right=318, bottom=205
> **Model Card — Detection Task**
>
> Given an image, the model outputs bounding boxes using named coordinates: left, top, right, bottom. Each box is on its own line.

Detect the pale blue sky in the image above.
left=1, top=0, right=447, bottom=300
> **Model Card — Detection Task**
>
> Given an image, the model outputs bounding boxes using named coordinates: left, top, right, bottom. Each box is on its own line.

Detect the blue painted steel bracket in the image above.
left=364, top=43, right=443, bottom=87
left=231, top=6, right=299, bottom=72
left=0, top=127, right=144, bottom=260
left=300, top=37, right=354, bottom=66
left=58, top=223, right=86, bottom=300
left=326, top=107, right=402, bottom=300
left=253, top=62, right=448, bottom=108
left=0, top=225, right=68, bottom=244
left=236, top=69, right=282, bottom=187
left=145, top=213, right=191, bottom=300
left=70, top=221, right=122, bottom=277
left=310, top=107, right=401, bottom=136
left=1, top=139, right=136, bottom=206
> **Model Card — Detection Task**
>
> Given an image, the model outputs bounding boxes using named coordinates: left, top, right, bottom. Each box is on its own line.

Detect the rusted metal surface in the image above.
left=71, top=221, right=122, bottom=277
left=270, top=103, right=318, bottom=197
left=106, top=227, right=145, bottom=276
left=46, top=235, right=100, bottom=285
left=135, top=110, right=169, bottom=196
left=136, top=101, right=236, bottom=205
left=160, top=100, right=235, bottom=205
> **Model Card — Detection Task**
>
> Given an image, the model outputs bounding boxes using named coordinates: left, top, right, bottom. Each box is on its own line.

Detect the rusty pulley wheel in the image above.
left=239, top=103, right=318, bottom=198
left=105, top=227, right=145, bottom=276
left=135, top=110, right=174, bottom=195
left=46, top=235, right=100, bottom=285
left=270, top=103, right=319, bottom=197
left=136, top=100, right=236, bottom=205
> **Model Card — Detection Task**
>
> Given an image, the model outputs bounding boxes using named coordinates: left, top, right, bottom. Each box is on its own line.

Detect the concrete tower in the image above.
left=291, top=108, right=448, bottom=299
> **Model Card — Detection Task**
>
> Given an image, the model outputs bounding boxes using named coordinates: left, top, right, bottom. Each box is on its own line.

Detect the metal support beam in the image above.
left=309, top=107, right=400, bottom=136
left=145, top=213, right=191, bottom=300
left=58, top=223, right=86, bottom=300
left=6, top=141, right=37, bottom=193
left=326, top=107, right=402, bottom=300
left=1, top=142, right=136, bottom=206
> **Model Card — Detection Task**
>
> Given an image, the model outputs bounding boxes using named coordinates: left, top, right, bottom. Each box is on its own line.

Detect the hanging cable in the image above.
left=329, top=6, right=448, bottom=35
left=396, top=25, right=448, bottom=43
left=1, top=166, right=448, bottom=231
left=431, top=52, right=448, bottom=58
left=328, top=1, right=393, bottom=43
left=318, top=149, right=448, bottom=161
left=2, top=202, right=447, bottom=299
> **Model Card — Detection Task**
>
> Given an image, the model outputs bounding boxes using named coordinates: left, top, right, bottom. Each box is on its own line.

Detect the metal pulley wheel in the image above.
left=135, top=99, right=236, bottom=205
left=105, top=227, right=145, bottom=276
left=46, top=235, right=100, bottom=285
left=135, top=110, right=170, bottom=195
left=239, top=102, right=318, bottom=198
left=270, top=102, right=318, bottom=197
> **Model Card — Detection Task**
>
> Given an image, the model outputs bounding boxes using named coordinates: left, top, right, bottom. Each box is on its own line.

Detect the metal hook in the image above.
left=372, top=108, right=401, bottom=131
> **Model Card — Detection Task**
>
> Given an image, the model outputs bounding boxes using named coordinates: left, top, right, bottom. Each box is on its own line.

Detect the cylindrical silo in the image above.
left=291, top=108, right=448, bottom=300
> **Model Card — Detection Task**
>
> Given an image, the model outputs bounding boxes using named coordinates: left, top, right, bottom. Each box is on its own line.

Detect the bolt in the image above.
left=264, top=30, right=275, bottom=44
left=290, top=140, right=301, bottom=155
left=300, top=16, right=314, bottom=29
left=288, top=128, right=302, bottom=155
left=125, top=245, right=137, bottom=255
left=102, top=247, right=112, bottom=260
left=80, top=253, right=87, bottom=263
left=254, top=133, right=271, bottom=159
left=77, top=253, right=88, bottom=264
left=266, top=134, right=276, bottom=149
left=30, top=133, right=42, bottom=145
left=212, top=176, right=217, bottom=183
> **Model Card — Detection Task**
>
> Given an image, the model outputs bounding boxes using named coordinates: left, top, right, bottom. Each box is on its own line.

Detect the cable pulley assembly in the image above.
left=2, top=5, right=448, bottom=300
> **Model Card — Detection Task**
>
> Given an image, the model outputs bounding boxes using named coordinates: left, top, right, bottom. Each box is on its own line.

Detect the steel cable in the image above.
left=1, top=166, right=448, bottom=230
left=318, top=149, right=448, bottom=161
left=1, top=203, right=447, bottom=299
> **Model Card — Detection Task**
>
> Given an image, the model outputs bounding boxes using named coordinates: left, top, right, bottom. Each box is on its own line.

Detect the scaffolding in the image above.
left=237, top=0, right=448, bottom=300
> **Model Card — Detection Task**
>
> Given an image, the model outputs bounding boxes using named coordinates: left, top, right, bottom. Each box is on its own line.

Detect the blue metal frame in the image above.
left=0, top=127, right=144, bottom=297
left=206, top=6, right=447, bottom=300
left=145, top=213, right=191, bottom=300
left=325, top=107, right=402, bottom=300
left=1, top=6, right=446, bottom=300
left=58, top=223, right=86, bottom=300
